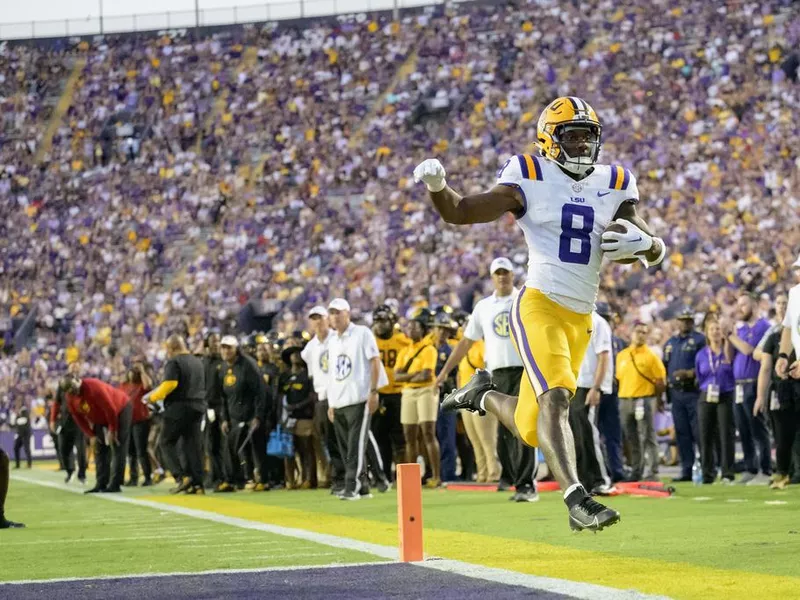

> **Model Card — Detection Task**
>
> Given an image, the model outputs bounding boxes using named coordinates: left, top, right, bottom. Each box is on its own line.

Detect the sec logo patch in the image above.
left=334, top=354, right=352, bottom=381
left=493, top=312, right=511, bottom=337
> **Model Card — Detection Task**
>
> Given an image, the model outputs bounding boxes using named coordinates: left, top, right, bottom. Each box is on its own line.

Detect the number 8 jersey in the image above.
left=497, top=153, right=639, bottom=314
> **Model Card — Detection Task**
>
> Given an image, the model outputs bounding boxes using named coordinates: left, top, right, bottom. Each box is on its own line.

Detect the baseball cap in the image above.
left=328, top=298, right=351, bottom=312
left=308, top=305, right=328, bottom=318
left=220, top=335, right=239, bottom=347
left=490, top=257, right=514, bottom=274
left=676, top=308, right=694, bottom=321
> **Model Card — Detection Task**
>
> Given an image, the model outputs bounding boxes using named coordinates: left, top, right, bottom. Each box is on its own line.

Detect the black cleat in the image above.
left=0, top=517, right=25, bottom=529
left=376, top=478, right=391, bottom=493
left=441, top=369, right=494, bottom=415
left=101, top=487, right=122, bottom=493
left=569, top=496, right=620, bottom=532
left=84, top=486, right=103, bottom=494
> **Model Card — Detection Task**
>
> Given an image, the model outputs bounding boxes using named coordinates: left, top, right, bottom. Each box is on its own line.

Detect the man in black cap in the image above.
left=212, top=336, right=271, bottom=492
left=662, top=309, right=706, bottom=482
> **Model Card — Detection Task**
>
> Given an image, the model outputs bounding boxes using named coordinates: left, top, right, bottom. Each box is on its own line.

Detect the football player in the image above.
left=415, top=97, right=666, bottom=531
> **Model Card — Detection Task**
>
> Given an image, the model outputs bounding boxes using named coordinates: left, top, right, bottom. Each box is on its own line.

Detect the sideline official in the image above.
left=663, top=309, right=705, bottom=482
left=144, top=334, right=206, bottom=495
left=326, top=298, right=383, bottom=500
left=212, top=336, right=271, bottom=492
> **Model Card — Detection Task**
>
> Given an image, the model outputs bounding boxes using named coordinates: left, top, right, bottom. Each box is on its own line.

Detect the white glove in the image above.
left=600, top=219, right=653, bottom=261
left=413, top=158, right=447, bottom=193
left=206, top=408, right=216, bottom=423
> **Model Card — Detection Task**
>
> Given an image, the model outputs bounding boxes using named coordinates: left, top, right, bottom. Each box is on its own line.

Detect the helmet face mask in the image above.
left=537, top=97, right=602, bottom=177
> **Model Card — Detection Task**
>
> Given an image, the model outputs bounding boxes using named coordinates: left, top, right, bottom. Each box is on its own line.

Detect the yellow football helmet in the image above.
left=536, top=97, right=602, bottom=176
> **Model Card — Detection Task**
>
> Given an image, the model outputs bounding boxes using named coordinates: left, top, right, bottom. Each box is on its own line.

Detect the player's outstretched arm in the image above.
left=413, top=159, right=523, bottom=224
left=607, top=200, right=666, bottom=266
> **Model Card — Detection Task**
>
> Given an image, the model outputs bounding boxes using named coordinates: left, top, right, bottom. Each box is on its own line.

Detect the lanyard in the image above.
left=707, top=347, right=723, bottom=377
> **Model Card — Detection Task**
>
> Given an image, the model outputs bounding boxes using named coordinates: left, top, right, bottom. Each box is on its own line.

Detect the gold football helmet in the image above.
left=536, top=97, right=602, bottom=176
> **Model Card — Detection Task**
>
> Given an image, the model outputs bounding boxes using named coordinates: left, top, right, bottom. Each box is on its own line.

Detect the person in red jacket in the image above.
left=119, top=362, right=153, bottom=486
left=61, top=375, right=133, bottom=494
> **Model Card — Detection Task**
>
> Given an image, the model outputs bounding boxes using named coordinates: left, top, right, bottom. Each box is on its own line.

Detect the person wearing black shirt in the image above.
left=50, top=385, right=87, bottom=484
left=202, top=333, right=226, bottom=488
left=256, top=337, right=283, bottom=488
left=212, top=336, right=271, bottom=492
left=12, top=405, right=32, bottom=469
left=280, top=346, right=317, bottom=488
left=144, top=334, right=206, bottom=495
left=755, top=326, right=800, bottom=489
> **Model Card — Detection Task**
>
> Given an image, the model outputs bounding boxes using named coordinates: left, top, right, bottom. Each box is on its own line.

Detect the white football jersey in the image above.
left=496, top=154, right=639, bottom=314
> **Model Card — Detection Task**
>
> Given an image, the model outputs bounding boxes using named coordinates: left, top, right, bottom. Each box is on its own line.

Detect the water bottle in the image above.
left=692, top=459, right=702, bottom=486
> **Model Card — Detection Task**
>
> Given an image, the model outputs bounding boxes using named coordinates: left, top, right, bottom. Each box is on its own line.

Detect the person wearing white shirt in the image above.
left=325, top=298, right=386, bottom=500
left=436, top=258, right=538, bottom=502
left=571, top=310, right=614, bottom=494
left=301, top=305, right=343, bottom=493
left=776, top=257, right=800, bottom=381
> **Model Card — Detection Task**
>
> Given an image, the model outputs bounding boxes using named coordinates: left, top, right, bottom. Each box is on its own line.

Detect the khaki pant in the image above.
left=400, top=386, right=438, bottom=425
left=462, top=410, right=500, bottom=482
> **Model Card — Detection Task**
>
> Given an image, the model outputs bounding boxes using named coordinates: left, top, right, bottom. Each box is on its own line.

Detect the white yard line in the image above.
left=10, top=473, right=666, bottom=600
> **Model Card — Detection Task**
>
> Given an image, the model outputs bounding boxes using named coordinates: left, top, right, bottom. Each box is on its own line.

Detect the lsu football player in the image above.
left=414, top=97, right=666, bottom=532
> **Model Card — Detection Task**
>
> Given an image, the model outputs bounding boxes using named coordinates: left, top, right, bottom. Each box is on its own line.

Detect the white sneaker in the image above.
left=738, top=472, right=757, bottom=485
left=746, top=474, right=771, bottom=486
left=65, top=473, right=75, bottom=484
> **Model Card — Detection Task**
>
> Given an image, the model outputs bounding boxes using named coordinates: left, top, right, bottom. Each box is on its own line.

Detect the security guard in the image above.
left=372, top=305, right=410, bottom=481
left=663, top=309, right=706, bottom=482
left=211, top=336, right=271, bottom=492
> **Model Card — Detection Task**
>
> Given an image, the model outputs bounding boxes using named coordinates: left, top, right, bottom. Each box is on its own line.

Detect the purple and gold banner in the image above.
left=0, top=430, right=59, bottom=460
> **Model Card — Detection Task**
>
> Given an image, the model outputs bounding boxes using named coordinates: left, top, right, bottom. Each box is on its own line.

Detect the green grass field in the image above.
left=4, top=467, right=800, bottom=599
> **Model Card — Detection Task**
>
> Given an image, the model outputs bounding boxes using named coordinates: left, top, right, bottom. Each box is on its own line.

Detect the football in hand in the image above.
left=603, top=221, right=640, bottom=265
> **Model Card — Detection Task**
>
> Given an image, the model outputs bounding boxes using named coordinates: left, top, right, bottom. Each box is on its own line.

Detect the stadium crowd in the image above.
left=1, top=0, right=800, bottom=491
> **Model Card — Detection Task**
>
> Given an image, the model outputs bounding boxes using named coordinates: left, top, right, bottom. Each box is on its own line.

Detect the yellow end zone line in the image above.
left=145, top=494, right=800, bottom=600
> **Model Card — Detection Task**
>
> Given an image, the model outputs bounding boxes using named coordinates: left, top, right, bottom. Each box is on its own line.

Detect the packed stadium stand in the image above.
left=0, top=0, right=799, bottom=414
